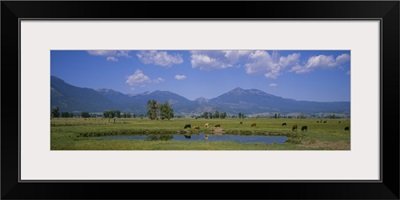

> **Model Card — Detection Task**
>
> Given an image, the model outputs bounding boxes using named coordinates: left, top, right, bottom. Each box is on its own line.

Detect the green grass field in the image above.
left=51, top=118, right=350, bottom=150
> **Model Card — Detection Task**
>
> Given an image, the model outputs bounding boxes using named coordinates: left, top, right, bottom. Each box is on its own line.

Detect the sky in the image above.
left=51, top=50, right=350, bottom=102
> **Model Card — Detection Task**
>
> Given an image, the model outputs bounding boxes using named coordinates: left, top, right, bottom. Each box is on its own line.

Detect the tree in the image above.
left=103, top=110, right=121, bottom=118
left=61, top=112, right=73, bottom=118
left=221, top=112, right=227, bottom=119
left=202, top=112, right=209, bottom=119
left=81, top=112, right=91, bottom=118
left=51, top=106, right=60, bottom=118
left=214, top=111, right=220, bottom=119
left=160, top=101, right=174, bottom=120
left=147, top=100, right=160, bottom=120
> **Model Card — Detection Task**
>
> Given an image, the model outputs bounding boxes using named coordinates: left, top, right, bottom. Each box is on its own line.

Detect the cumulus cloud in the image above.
left=126, top=70, right=151, bottom=87
left=136, top=50, right=183, bottom=67
left=269, top=83, right=278, bottom=87
left=245, top=51, right=301, bottom=79
left=87, top=50, right=130, bottom=62
left=175, top=75, right=187, bottom=80
left=190, top=50, right=251, bottom=71
left=126, top=70, right=165, bottom=89
left=291, top=53, right=350, bottom=74
left=106, top=56, right=118, bottom=62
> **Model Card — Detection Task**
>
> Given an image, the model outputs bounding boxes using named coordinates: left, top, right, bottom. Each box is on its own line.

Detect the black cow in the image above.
left=215, top=124, right=221, bottom=128
left=323, top=120, right=327, bottom=123
left=184, top=124, right=191, bottom=129
left=301, top=126, right=308, bottom=131
left=282, top=123, right=287, bottom=126
left=240, top=122, right=243, bottom=125
left=292, top=125, right=298, bottom=131
left=344, top=127, right=350, bottom=131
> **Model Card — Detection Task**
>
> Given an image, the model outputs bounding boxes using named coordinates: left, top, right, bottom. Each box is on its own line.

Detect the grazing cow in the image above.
left=339, top=121, right=341, bottom=124
left=344, top=127, right=350, bottom=131
left=240, top=122, right=243, bottom=125
left=184, top=134, right=191, bottom=139
left=317, top=121, right=319, bottom=123
left=204, top=123, right=209, bottom=128
left=251, top=123, right=257, bottom=127
left=301, top=126, right=308, bottom=131
left=184, top=124, right=191, bottom=129
left=193, top=126, right=200, bottom=129
left=292, top=125, right=298, bottom=131
left=282, top=123, right=287, bottom=126
left=323, top=120, right=327, bottom=123
left=215, top=124, right=221, bottom=128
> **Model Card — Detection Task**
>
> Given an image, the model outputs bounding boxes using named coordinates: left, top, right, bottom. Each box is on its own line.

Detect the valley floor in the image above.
left=51, top=118, right=350, bottom=150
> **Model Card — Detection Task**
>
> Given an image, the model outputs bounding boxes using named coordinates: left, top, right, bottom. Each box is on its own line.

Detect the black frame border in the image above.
left=2, top=1, right=399, bottom=199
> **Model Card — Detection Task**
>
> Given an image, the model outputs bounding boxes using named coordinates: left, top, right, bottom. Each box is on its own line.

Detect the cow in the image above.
left=215, top=124, right=221, bottom=128
left=292, top=125, right=298, bottom=131
left=184, top=124, right=191, bottom=129
left=344, top=127, right=350, bottom=131
left=251, top=123, right=256, bottom=127
left=184, top=134, right=191, bottom=139
left=339, top=121, right=341, bottom=124
left=204, top=123, right=209, bottom=128
left=240, top=122, right=243, bottom=125
left=204, top=134, right=209, bottom=140
left=317, top=121, right=319, bottom=123
left=193, top=126, right=200, bottom=129
left=323, top=120, right=327, bottom=123
left=282, top=123, right=287, bottom=126
left=301, top=126, right=308, bottom=131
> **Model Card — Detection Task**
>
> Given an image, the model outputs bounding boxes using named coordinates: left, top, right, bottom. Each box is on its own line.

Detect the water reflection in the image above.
left=104, top=133, right=288, bottom=144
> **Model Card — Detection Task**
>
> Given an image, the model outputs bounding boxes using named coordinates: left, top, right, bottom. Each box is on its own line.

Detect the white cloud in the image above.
left=153, top=77, right=165, bottom=83
left=87, top=50, right=130, bottom=62
left=106, top=56, right=118, bottom=62
left=175, top=75, right=187, bottom=80
left=269, top=83, right=278, bottom=87
left=126, top=70, right=165, bottom=89
left=291, top=53, right=350, bottom=74
left=245, top=51, right=301, bottom=79
left=190, top=50, right=251, bottom=71
left=136, top=50, right=183, bottom=67
left=126, top=70, right=151, bottom=87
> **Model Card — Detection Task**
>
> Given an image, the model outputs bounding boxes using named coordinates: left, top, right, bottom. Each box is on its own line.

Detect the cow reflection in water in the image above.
left=204, top=134, right=209, bottom=140
left=184, top=134, right=191, bottom=139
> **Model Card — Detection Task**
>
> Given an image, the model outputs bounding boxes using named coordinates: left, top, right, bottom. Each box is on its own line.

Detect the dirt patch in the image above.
left=299, top=141, right=350, bottom=150
left=213, top=127, right=225, bottom=135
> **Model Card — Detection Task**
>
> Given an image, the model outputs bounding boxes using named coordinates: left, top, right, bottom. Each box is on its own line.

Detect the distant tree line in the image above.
left=51, top=106, right=136, bottom=119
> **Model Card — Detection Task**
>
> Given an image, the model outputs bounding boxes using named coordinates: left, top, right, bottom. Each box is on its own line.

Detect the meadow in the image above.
left=51, top=117, right=350, bottom=150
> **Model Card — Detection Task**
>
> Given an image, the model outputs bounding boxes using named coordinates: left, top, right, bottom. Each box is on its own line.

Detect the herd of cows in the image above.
left=183, top=120, right=350, bottom=132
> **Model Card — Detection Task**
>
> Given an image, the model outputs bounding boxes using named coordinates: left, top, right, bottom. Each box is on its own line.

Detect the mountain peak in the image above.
left=151, top=90, right=174, bottom=95
left=195, top=97, right=209, bottom=104
left=97, top=88, right=124, bottom=95
left=228, top=87, right=246, bottom=95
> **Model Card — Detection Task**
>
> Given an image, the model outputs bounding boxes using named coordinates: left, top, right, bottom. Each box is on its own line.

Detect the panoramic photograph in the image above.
left=51, top=50, right=350, bottom=150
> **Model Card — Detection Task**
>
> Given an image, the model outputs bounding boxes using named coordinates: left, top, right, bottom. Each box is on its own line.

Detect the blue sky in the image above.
left=51, top=50, right=350, bottom=102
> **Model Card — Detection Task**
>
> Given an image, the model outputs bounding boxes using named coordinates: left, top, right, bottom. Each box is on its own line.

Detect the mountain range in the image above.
left=51, top=76, right=350, bottom=115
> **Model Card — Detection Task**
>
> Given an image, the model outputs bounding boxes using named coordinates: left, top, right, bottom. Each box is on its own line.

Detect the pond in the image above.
left=103, top=133, right=288, bottom=144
